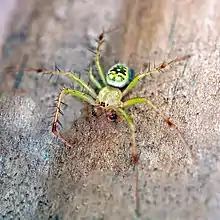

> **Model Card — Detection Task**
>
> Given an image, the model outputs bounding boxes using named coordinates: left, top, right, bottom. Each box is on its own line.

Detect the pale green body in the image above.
left=97, top=86, right=122, bottom=107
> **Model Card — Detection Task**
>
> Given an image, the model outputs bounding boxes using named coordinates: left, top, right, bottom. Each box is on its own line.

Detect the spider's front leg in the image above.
left=94, top=31, right=107, bottom=86
left=122, top=97, right=195, bottom=162
left=53, top=87, right=96, bottom=149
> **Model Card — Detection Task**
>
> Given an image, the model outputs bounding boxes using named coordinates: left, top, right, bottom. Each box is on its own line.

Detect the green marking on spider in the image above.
left=106, top=63, right=134, bottom=88
left=17, top=30, right=193, bottom=218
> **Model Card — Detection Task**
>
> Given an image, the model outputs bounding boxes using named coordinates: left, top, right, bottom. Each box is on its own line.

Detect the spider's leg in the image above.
left=89, top=66, right=102, bottom=90
left=117, top=108, right=140, bottom=218
left=13, top=54, right=29, bottom=90
left=52, top=87, right=96, bottom=148
left=123, top=97, right=195, bottom=161
left=122, top=55, right=192, bottom=97
left=95, top=32, right=107, bottom=86
left=12, top=68, right=98, bottom=99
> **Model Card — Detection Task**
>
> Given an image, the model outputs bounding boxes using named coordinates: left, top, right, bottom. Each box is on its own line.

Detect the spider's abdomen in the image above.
left=97, top=86, right=122, bottom=107
left=106, top=63, right=134, bottom=88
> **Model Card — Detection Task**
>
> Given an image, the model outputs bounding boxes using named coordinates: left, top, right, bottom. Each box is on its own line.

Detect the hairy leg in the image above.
left=122, top=55, right=192, bottom=97
left=52, top=87, right=96, bottom=148
left=94, top=31, right=107, bottom=86
left=123, top=97, right=195, bottom=162
left=11, top=67, right=98, bottom=99
left=117, top=108, right=140, bottom=217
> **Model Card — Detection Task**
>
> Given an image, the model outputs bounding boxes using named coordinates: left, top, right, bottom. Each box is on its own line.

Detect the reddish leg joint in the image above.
left=133, top=151, right=138, bottom=165
left=164, top=117, right=175, bottom=127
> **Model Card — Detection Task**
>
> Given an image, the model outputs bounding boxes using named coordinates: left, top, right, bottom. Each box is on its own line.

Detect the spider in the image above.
left=13, top=30, right=193, bottom=217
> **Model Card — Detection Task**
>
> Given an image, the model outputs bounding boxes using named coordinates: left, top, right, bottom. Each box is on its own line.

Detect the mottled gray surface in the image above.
left=0, top=0, right=220, bottom=219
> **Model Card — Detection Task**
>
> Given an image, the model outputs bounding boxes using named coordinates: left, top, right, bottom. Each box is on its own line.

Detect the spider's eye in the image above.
left=100, top=102, right=105, bottom=107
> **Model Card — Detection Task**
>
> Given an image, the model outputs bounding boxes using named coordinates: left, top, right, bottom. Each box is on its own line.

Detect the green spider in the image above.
left=18, top=31, right=193, bottom=217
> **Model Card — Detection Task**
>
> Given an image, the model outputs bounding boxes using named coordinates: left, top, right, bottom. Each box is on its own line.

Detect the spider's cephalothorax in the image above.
left=17, top=30, right=193, bottom=217
left=106, top=63, right=135, bottom=88
left=97, top=85, right=122, bottom=107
